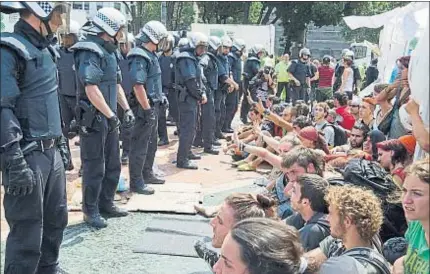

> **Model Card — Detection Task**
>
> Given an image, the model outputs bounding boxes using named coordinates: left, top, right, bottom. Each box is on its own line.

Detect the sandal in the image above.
left=237, top=163, right=257, bottom=172
left=232, top=159, right=248, bottom=167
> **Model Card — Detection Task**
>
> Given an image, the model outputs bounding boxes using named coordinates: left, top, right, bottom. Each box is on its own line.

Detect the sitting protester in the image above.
left=313, top=102, right=335, bottom=147
left=292, top=116, right=312, bottom=135
left=289, top=174, right=331, bottom=251
left=377, top=139, right=412, bottom=186
left=331, top=122, right=369, bottom=154
left=393, top=158, right=429, bottom=274
left=363, top=129, right=386, bottom=161
left=333, top=92, right=356, bottom=131
left=359, top=97, right=377, bottom=129
left=304, top=185, right=391, bottom=274
left=213, top=218, right=306, bottom=274
left=297, top=126, right=330, bottom=155
left=194, top=193, right=277, bottom=269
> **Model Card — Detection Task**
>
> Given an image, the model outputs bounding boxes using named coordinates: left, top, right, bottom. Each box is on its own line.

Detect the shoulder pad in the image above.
left=247, top=56, right=260, bottom=62
left=206, top=52, right=216, bottom=59
left=199, top=54, right=210, bottom=67
left=176, top=51, right=197, bottom=61
left=228, top=52, right=238, bottom=60
left=0, top=32, right=39, bottom=60
left=70, top=42, right=104, bottom=58
left=127, top=47, right=150, bottom=62
left=48, top=45, right=60, bottom=60
left=177, top=50, right=196, bottom=61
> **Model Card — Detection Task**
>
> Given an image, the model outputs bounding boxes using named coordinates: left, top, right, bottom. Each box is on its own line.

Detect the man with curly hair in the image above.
left=304, top=185, right=391, bottom=274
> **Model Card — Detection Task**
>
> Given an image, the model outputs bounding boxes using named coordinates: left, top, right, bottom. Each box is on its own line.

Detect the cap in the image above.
left=398, top=135, right=416, bottom=156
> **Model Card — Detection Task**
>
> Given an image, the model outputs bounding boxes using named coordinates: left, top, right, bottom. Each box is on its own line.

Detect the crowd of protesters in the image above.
left=193, top=48, right=429, bottom=274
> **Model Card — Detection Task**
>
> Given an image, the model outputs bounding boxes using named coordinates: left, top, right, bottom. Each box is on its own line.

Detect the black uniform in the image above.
left=194, top=52, right=218, bottom=152
left=57, top=46, right=78, bottom=169
left=240, top=55, right=260, bottom=123
left=158, top=52, right=176, bottom=144
left=0, top=19, right=68, bottom=274
left=72, top=34, right=123, bottom=224
left=214, top=54, right=230, bottom=138
left=128, top=46, right=163, bottom=188
left=224, top=51, right=242, bottom=131
left=176, top=49, right=206, bottom=168
left=117, top=51, right=133, bottom=160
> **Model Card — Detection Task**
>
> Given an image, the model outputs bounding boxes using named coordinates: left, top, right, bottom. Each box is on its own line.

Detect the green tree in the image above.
left=131, top=2, right=195, bottom=32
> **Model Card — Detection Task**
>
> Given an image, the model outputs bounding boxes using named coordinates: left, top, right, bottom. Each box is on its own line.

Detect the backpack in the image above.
left=342, top=158, right=408, bottom=242
left=321, top=123, right=348, bottom=146
left=343, top=247, right=391, bottom=274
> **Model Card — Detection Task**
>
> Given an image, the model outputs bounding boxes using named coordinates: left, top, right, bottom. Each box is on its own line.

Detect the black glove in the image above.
left=108, top=115, right=121, bottom=133
left=161, top=95, right=169, bottom=109
left=122, top=109, right=135, bottom=129
left=143, top=108, right=156, bottom=127
left=4, top=155, right=36, bottom=196
left=57, top=135, right=71, bottom=170
left=67, top=119, right=79, bottom=139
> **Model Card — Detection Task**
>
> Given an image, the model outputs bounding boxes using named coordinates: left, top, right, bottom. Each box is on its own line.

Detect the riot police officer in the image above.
left=214, top=36, right=239, bottom=140
left=175, top=33, right=209, bottom=169
left=118, top=33, right=136, bottom=165
left=0, top=2, right=70, bottom=273
left=157, top=34, right=175, bottom=146
left=240, top=44, right=264, bottom=124
left=224, top=38, right=246, bottom=133
left=194, top=36, right=222, bottom=155
left=128, top=21, right=169, bottom=194
left=72, top=8, right=135, bottom=228
left=57, top=19, right=80, bottom=171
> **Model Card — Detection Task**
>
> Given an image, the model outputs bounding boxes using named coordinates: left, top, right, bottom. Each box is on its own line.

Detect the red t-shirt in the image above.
left=318, top=65, right=335, bottom=88
left=336, top=106, right=356, bottom=130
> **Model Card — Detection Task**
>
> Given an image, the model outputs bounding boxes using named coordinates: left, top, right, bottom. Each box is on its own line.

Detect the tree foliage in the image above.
left=131, top=2, right=195, bottom=32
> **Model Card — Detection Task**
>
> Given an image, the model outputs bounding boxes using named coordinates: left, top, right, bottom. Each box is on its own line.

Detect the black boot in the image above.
left=204, top=147, right=219, bottom=155
left=130, top=179, right=155, bottom=195
left=84, top=213, right=107, bottom=229
left=212, top=139, right=221, bottom=146
left=177, top=160, right=198, bottom=170
left=99, top=205, right=129, bottom=218
left=188, top=153, right=202, bottom=160
left=78, top=166, right=83, bottom=177
left=143, top=173, right=166, bottom=185
left=121, top=151, right=129, bottom=165
left=222, top=128, right=234, bottom=134
left=158, top=139, right=169, bottom=146
left=215, top=132, right=226, bottom=139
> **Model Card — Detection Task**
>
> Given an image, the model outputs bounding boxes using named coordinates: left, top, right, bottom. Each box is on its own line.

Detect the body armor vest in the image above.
left=58, top=47, right=77, bottom=96
left=0, top=32, right=62, bottom=141
left=72, top=36, right=119, bottom=111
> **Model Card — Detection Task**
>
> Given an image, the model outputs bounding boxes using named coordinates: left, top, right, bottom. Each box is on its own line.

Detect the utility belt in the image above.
left=173, top=83, right=186, bottom=93
left=76, top=100, right=103, bottom=132
left=20, top=138, right=58, bottom=155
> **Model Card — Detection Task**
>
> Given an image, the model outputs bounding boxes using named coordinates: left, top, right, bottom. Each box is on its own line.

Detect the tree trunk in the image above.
left=260, top=5, right=274, bottom=25
left=173, top=2, right=183, bottom=30
left=166, top=2, right=175, bottom=30
left=242, top=2, right=250, bottom=24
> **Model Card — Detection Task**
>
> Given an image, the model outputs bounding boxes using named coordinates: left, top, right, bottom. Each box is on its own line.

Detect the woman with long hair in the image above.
left=213, top=218, right=306, bottom=274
